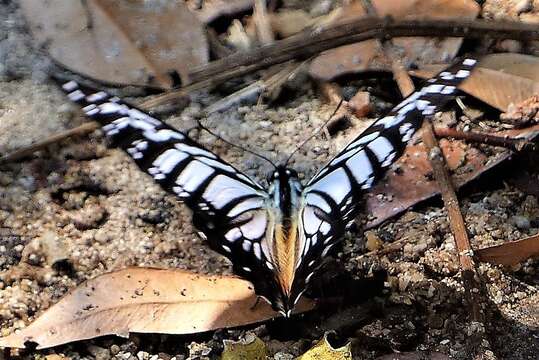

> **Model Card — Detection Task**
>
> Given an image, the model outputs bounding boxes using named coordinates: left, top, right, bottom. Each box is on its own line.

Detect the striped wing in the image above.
left=296, top=58, right=478, bottom=282
left=56, top=79, right=280, bottom=302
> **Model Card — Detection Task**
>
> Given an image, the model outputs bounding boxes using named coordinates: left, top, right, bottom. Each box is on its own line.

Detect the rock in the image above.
left=70, top=203, right=107, bottom=230
left=110, top=344, right=121, bottom=355
left=87, top=345, right=111, bottom=360
left=511, top=215, right=531, bottom=230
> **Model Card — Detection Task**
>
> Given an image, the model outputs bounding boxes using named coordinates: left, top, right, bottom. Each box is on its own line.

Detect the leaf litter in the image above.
left=20, top=0, right=209, bottom=88
left=1, top=0, right=539, bottom=358
left=308, top=0, right=480, bottom=80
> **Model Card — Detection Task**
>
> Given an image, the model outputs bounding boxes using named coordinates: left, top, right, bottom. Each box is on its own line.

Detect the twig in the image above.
left=0, top=121, right=99, bottom=164
left=356, top=236, right=410, bottom=260
left=433, top=127, right=534, bottom=151
left=421, top=122, right=483, bottom=323
left=254, top=0, right=275, bottom=45
left=145, top=18, right=539, bottom=107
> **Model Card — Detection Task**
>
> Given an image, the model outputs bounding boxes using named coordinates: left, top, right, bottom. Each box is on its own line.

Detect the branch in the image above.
left=421, top=122, right=483, bottom=322
left=433, top=127, right=534, bottom=151
left=0, top=121, right=99, bottom=164
left=148, top=18, right=539, bottom=107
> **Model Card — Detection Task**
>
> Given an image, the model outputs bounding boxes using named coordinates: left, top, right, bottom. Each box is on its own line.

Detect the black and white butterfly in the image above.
left=56, top=58, right=477, bottom=316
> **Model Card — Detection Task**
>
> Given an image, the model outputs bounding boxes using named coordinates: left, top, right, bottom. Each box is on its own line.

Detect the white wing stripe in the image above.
left=345, top=150, right=373, bottom=185
left=227, top=197, right=264, bottom=218
left=203, top=174, right=261, bottom=210
left=152, top=149, right=188, bottom=174
left=367, top=136, right=394, bottom=164
left=176, top=160, right=214, bottom=192
left=175, top=143, right=217, bottom=159
left=308, top=168, right=351, bottom=205
left=305, top=193, right=331, bottom=213
left=143, top=129, right=185, bottom=142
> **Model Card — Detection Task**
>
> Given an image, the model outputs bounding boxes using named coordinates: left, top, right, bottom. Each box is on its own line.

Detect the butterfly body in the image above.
left=55, top=58, right=477, bottom=316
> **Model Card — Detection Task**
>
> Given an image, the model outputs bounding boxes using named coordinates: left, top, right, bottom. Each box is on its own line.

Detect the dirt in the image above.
left=1, top=0, right=538, bottom=359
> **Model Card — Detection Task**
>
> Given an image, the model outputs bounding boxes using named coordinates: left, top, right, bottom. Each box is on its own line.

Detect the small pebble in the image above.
left=511, top=215, right=530, bottom=230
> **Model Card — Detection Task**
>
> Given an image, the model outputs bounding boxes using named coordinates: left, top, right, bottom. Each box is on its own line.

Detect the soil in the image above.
left=1, top=0, right=538, bottom=359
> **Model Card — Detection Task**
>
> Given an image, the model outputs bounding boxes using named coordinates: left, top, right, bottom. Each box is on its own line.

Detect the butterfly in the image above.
left=55, top=58, right=477, bottom=317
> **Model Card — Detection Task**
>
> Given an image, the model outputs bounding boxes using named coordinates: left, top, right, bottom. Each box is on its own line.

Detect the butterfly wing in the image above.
left=56, top=79, right=283, bottom=304
left=294, top=58, right=478, bottom=290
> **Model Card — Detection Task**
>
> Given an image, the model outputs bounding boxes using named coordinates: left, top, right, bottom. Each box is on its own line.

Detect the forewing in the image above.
left=295, top=58, right=478, bottom=283
left=56, top=79, right=280, bottom=303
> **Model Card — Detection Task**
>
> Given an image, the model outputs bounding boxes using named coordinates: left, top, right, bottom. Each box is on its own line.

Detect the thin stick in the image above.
left=421, top=121, right=483, bottom=323
left=433, top=127, right=533, bottom=151
left=0, top=121, right=99, bottom=164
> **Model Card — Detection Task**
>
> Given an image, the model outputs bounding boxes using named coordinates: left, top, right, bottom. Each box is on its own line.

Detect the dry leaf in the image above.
left=221, top=333, right=267, bottom=360
left=21, top=0, right=208, bottom=88
left=309, top=0, right=479, bottom=80
left=411, top=54, right=539, bottom=112
left=297, top=333, right=352, bottom=360
left=0, top=267, right=314, bottom=349
left=366, top=124, right=539, bottom=228
left=270, top=10, right=315, bottom=38
left=475, top=233, right=539, bottom=266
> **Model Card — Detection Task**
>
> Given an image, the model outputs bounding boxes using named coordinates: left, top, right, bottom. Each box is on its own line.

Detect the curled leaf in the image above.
left=221, top=333, right=267, bottom=360
left=297, top=333, right=352, bottom=360
left=0, top=267, right=314, bottom=349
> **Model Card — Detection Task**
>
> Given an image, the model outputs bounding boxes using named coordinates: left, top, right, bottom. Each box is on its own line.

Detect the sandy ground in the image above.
left=1, top=0, right=538, bottom=359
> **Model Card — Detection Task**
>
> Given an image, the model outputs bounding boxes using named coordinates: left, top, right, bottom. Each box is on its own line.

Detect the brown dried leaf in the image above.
left=0, top=267, right=314, bottom=349
left=21, top=0, right=208, bottom=88
left=309, top=0, right=479, bottom=80
left=411, top=54, right=539, bottom=112
left=475, top=233, right=539, bottom=266
left=365, top=124, right=539, bottom=228
left=270, top=10, right=315, bottom=38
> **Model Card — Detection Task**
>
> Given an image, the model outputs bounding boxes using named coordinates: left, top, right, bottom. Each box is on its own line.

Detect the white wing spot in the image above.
left=68, top=90, right=85, bottom=101
left=62, top=81, right=78, bottom=92
left=455, top=69, right=470, bottom=78
left=242, top=240, right=252, bottom=251
left=320, top=222, right=331, bottom=235
left=253, top=242, right=262, bottom=260
left=225, top=228, right=242, bottom=242
left=86, top=91, right=108, bottom=102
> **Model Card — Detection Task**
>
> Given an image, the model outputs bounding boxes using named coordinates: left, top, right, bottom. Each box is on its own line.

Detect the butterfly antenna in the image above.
left=195, top=116, right=278, bottom=169
left=284, top=99, right=344, bottom=167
